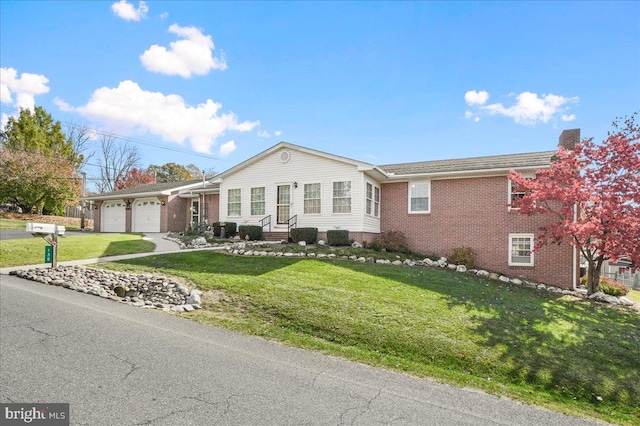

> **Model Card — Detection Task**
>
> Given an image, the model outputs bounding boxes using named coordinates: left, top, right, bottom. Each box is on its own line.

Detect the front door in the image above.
left=276, top=185, right=291, bottom=224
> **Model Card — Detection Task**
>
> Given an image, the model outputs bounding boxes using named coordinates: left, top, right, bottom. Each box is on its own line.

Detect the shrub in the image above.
left=212, top=221, right=237, bottom=237
left=327, top=230, right=350, bottom=246
left=598, top=277, right=629, bottom=296
left=238, top=225, right=263, bottom=241
left=449, top=246, right=476, bottom=268
left=580, top=275, right=629, bottom=296
left=290, top=227, right=318, bottom=244
left=369, top=230, right=409, bottom=253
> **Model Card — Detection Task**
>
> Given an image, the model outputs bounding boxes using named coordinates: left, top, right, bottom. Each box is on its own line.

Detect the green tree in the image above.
left=147, top=162, right=203, bottom=182
left=0, top=107, right=82, bottom=214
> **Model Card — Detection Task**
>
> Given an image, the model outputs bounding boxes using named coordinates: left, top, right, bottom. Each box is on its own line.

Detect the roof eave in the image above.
left=383, top=164, right=550, bottom=181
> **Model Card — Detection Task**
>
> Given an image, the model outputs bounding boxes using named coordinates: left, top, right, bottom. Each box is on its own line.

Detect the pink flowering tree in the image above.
left=510, top=113, right=640, bottom=295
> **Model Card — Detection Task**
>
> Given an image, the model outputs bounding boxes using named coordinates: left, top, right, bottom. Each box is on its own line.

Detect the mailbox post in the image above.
left=26, top=223, right=65, bottom=268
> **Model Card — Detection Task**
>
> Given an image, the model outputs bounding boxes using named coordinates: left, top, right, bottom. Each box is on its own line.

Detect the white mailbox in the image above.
left=26, top=223, right=66, bottom=236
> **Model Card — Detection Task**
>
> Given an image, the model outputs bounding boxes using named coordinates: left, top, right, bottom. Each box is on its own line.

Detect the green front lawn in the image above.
left=0, top=233, right=155, bottom=267
left=102, top=251, right=640, bottom=425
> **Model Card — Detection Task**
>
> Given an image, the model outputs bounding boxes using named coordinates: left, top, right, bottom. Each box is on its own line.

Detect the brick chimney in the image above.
left=558, top=128, right=580, bottom=150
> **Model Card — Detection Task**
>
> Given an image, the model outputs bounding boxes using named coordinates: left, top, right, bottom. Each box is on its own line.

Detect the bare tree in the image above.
left=64, top=121, right=94, bottom=170
left=93, top=133, right=141, bottom=193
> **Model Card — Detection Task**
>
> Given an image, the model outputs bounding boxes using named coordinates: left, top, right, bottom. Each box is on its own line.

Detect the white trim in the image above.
left=365, top=180, right=380, bottom=218
left=227, top=188, right=242, bottom=217
left=332, top=180, right=352, bottom=214
left=303, top=182, right=322, bottom=215
left=250, top=186, right=266, bottom=216
left=408, top=181, right=431, bottom=214
left=190, top=198, right=200, bottom=224
left=508, top=174, right=535, bottom=211
left=508, top=233, right=535, bottom=267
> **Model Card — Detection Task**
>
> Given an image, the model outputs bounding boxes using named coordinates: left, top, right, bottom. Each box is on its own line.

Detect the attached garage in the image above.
left=101, top=200, right=126, bottom=232
left=132, top=197, right=161, bottom=232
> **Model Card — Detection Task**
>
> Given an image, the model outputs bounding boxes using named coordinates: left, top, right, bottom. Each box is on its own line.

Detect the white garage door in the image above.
left=132, top=198, right=161, bottom=233
left=102, top=201, right=126, bottom=232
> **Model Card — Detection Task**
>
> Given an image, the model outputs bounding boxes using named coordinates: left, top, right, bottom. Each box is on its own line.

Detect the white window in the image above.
left=509, top=234, right=535, bottom=266
left=251, top=187, right=265, bottom=216
left=508, top=175, right=534, bottom=210
left=366, top=182, right=380, bottom=217
left=190, top=199, right=200, bottom=224
left=304, top=183, right=321, bottom=214
left=333, top=181, right=352, bottom=214
left=409, top=182, right=430, bottom=213
left=227, top=189, right=241, bottom=217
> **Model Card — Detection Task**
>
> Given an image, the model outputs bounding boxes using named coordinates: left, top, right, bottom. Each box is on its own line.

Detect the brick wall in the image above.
left=380, top=176, right=578, bottom=289
left=204, top=193, right=219, bottom=224
left=166, top=194, right=188, bottom=232
left=93, top=201, right=102, bottom=232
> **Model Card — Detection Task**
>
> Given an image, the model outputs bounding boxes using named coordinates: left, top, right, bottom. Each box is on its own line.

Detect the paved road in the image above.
left=0, top=276, right=599, bottom=426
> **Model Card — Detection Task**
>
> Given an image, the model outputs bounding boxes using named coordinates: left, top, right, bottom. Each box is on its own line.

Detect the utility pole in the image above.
left=80, top=172, right=87, bottom=230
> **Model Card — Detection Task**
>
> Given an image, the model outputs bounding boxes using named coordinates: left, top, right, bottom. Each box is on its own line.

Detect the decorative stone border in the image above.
left=10, top=266, right=203, bottom=313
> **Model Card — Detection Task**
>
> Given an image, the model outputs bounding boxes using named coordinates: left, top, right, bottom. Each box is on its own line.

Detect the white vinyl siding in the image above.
left=228, top=189, right=241, bottom=217
left=304, top=183, right=321, bottom=214
left=509, top=234, right=534, bottom=266
left=333, top=181, right=352, bottom=214
left=218, top=148, right=380, bottom=233
left=251, top=187, right=265, bottom=216
left=409, top=182, right=430, bottom=213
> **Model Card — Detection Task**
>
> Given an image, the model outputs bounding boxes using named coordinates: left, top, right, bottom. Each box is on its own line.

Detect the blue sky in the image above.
left=1, top=1, right=639, bottom=188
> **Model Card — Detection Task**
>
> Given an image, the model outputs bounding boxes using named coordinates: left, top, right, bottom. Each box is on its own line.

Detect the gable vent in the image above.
left=279, top=150, right=291, bottom=163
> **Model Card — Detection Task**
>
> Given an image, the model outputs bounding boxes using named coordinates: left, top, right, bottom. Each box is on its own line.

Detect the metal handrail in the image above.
left=286, top=215, right=297, bottom=242
left=260, top=215, right=271, bottom=232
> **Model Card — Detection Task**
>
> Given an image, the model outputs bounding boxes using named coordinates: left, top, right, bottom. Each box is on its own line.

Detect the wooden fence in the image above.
left=64, top=205, right=94, bottom=221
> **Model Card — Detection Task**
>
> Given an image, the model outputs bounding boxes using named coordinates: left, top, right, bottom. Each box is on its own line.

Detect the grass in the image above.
left=627, top=290, right=640, bottom=304
left=100, top=251, right=640, bottom=425
left=0, top=233, right=155, bottom=267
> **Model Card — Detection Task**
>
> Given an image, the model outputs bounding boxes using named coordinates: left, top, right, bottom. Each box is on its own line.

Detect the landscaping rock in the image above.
left=456, top=265, right=467, bottom=273
left=351, top=242, right=363, bottom=249
left=187, top=290, right=202, bottom=305
left=476, top=270, right=490, bottom=277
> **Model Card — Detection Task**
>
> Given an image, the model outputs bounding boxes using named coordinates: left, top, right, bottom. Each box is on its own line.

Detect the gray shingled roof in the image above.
left=92, top=179, right=206, bottom=197
left=378, top=151, right=557, bottom=176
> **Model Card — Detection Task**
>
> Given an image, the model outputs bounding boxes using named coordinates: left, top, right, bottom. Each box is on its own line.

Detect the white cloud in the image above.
left=111, top=0, right=148, bottom=21
left=140, top=24, right=227, bottom=78
left=483, top=92, right=579, bottom=125
left=0, top=67, right=50, bottom=112
left=464, top=90, right=489, bottom=106
left=562, top=114, right=576, bottom=122
left=474, top=117, right=480, bottom=123
left=219, top=140, right=236, bottom=157
left=160, top=12, right=169, bottom=20
left=257, top=130, right=270, bottom=138
left=64, top=80, right=258, bottom=153
left=53, top=97, right=73, bottom=112
left=274, top=130, right=282, bottom=137
left=464, top=111, right=473, bottom=119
